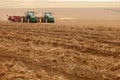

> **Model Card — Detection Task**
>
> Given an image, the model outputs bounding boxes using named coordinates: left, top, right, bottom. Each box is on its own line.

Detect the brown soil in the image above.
left=0, top=21, right=120, bottom=80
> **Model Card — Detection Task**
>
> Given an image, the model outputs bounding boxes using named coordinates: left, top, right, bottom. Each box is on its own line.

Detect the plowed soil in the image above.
left=0, top=21, right=120, bottom=80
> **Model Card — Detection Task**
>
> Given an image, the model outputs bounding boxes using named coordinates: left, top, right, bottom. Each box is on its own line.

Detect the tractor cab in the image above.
left=26, top=11, right=35, bottom=18
left=42, top=12, right=54, bottom=23
left=44, top=12, right=53, bottom=17
left=23, top=11, right=38, bottom=23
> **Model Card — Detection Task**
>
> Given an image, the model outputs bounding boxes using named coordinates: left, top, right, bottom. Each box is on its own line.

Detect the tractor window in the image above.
left=28, top=12, right=34, bottom=18
left=46, top=13, right=50, bottom=16
left=45, top=13, right=53, bottom=18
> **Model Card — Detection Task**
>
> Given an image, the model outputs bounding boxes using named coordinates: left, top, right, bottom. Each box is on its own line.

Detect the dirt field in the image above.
left=0, top=20, right=120, bottom=80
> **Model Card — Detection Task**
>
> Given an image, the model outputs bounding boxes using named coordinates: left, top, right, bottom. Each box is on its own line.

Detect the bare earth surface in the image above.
left=0, top=8, right=120, bottom=80
left=0, top=20, right=120, bottom=80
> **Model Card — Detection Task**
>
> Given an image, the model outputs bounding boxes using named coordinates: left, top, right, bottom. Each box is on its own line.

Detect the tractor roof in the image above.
left=27, top=11, right=34, bottom=13
left=44, top=12, right=52, bottom=14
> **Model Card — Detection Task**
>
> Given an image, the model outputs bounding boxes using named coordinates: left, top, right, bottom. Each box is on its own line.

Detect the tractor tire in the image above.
left=52, top=21, right=55, bottom=23
left=41, top=18, right=43, bottom=23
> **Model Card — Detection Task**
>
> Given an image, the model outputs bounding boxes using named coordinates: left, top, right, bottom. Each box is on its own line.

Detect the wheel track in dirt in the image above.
left=0, top=39, right=120, bottom=80
left=0, top=25, right=120, bottom=65
left=0, top=51, right=97, bottom=80
left=0, top=32, right=119, bottom=59
left=0, top=22, right=120, bottom=80
left=0, top=51, right=119, bottom=80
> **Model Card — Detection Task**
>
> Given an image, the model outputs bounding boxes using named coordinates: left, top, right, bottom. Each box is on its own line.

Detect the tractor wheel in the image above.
left=41, top=18, right=44, bottom=23
left=52, top=21, right=55, bottom=23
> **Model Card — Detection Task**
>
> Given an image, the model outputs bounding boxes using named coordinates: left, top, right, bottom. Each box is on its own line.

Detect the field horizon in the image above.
left=0, top=1, right=120, bottom=8
left=0, top=8, right=120, bottom=21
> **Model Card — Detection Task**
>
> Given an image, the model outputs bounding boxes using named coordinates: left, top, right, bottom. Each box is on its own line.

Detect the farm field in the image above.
left=0, top=20, right=120, bottom=80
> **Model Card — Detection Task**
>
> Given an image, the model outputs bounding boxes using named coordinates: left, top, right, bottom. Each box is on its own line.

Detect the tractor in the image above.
left=7, top=11, right=40, bottom=23
left=22, top=11, right=40, bottom=23
left=41, top=12, right=55, bottom=23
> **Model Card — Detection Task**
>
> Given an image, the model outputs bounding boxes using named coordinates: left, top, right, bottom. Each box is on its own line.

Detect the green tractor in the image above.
left=41, top=12, right=55, bottom=23
left=22, top=11, right=39, bottom=23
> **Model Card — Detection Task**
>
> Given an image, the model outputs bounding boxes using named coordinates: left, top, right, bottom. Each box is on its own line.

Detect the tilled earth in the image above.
left=0, top=21, right=120, bottom=80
